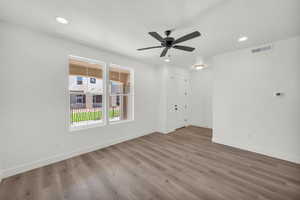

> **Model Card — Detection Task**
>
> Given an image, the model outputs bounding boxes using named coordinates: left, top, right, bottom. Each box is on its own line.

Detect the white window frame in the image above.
left=108, top=63, right=135, bottom=125
left=68, top=56, right=134, bottom=132
left=68, top=55, right=107, bottom=132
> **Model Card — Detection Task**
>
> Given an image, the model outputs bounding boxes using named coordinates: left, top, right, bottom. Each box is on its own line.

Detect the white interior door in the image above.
left=167, top=74, right=189, bottom=131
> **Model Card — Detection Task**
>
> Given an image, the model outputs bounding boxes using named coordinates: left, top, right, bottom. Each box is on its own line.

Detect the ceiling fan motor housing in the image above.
left=162, top=37, right=175, bottom=48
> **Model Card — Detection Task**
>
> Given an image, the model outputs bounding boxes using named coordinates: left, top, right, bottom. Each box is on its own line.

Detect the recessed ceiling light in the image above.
left=56, top=17, right=69, bottom=24
left=238, top=36, right=248, bottom=42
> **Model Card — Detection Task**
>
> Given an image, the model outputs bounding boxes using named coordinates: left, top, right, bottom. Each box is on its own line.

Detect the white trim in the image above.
left=212, top=137, right=300, bottom=164
left=110, top=63, right=134, bottom=73
left=105, top=60, right=110, bottom=127
left=1, top=131, right=152, bottom=179
left=160, top=128, right=176, bottom=134
left=69, top=55, right=106, bottom=66
left=190, top=124, right=212, bottom=129
left=69, top=122, right=106, bottom=132
left=109, top=119, right=134, bottom=125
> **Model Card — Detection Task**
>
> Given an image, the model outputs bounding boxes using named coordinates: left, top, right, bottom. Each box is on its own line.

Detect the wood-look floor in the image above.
left=1, top=126, right=300, bottom=200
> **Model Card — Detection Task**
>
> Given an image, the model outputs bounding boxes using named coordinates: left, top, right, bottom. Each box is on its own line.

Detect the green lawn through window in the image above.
left=71, top=110, right=120, bottom=122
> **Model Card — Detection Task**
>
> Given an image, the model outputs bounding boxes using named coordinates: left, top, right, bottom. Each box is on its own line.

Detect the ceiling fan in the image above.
left=137, top=30, right=201, bottom=57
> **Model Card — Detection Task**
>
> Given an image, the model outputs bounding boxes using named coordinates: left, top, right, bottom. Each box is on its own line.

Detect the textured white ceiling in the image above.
left=0, top=0, right=299, bottom=67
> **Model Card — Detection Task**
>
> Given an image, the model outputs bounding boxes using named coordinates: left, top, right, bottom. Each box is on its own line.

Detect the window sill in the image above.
left=69, top=122, right=106, bottom=132
left=69, top=119, right=134, bottom=132
left=109, top=119, right=134, bottom=125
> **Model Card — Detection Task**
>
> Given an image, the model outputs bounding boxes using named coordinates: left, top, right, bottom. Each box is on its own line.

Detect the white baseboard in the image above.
left=157, top=127, right=175, bottom=134
left=160, top=129, right=174, bottom=134
left=2, top=131, right=152, bottom=179
left=212, top=137, right=300, bottom=164
left=190, top=124, right=212, bottom=129
left=189, top=124, right=212, bottom=129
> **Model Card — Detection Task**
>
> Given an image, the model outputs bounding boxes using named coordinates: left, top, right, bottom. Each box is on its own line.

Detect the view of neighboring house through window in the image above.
left=69, top=57, right=105, bottom=128
left=109, top=65, right=133, bottom=122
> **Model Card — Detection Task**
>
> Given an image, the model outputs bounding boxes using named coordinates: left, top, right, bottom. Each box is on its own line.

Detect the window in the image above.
left=90, top=77, right=96, bottom=84
left=76, top=94, right=85, bottom=104
left=69, top=56, right=105, bottom=128
left=70, top=94, right=86, bottom=109
left=109, top=65, right=134, bottom=122
left=93, top=95, right=102, bottom=108
left=77, top=76, right=83, bottom=85
left=69, top=56, right=134, bottom=130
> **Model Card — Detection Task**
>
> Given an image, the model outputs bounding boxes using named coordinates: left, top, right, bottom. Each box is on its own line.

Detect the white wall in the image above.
left=189, top=62, right=213, bottom=129
left=0, top=22, right=160, bottom=178
left=157, top=65, right=168, bottom=133
left=0, top=169, right=2, bottom=182
left=212, top=36, right=300, bottom=163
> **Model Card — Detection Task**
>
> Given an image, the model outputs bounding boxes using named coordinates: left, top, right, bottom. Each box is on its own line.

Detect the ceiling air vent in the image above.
left=251, top=45, right=272, bottom=53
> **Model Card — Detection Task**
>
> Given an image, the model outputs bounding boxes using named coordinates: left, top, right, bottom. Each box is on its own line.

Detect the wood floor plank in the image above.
left=1, top=126, right=300, bottom=200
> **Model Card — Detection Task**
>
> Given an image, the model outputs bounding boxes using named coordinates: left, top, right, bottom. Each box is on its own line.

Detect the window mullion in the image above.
left=106, top=63, right=110, bottom=125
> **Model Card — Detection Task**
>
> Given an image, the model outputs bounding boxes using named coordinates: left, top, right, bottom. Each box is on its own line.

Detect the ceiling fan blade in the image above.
left=173, top=45, right=195, bottom=52
left=173, top=31, right=201, bottom=44
left=137, top=46, right=163, bottom=51
left=149, top=32, right=163, bottom=42
left=160, top=48, right=168, bottom=57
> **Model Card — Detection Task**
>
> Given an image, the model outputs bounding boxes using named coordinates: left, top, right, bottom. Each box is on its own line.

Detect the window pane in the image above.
left=69, top=58, right=104, bottom=128
left=109, top=95, right=121, bottom=121
left=109, top=65, right=132, bottom=123
left=110, top=80, right=123, bottom=94
left=109, top=66, right=131, bottom=94
left=109, top=95, right=130, bottom=122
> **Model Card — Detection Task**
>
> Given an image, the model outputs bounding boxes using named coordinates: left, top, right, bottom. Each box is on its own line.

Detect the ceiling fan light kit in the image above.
left=164, top=54, right=171, bottom=62
left=194, top=64, right=207, bottom=70
left=192, top=56, right=208, bottom=70
left=137, top=30, right=201, bottom=58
